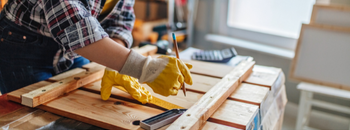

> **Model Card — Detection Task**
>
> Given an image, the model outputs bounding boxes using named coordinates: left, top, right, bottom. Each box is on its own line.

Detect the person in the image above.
left=0, top=0, right=192, bottom=103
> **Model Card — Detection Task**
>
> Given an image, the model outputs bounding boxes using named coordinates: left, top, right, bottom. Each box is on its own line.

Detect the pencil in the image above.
left=172, top=33, right=186, bottom=96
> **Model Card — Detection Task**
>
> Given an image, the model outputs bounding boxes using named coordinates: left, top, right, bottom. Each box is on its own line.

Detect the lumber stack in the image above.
left=4, top=51, right=286, bottom=129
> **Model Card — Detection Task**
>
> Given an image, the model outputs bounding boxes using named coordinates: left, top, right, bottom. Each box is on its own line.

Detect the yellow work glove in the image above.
left=100, top=68, right=152, bottom=104
left=119, top=50, right=193, bottom=97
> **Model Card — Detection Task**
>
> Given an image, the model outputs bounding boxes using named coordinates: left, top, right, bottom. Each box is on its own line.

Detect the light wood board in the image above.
left=7, top=81, right=52, bottom=103
left=208, top=100, right=259, bottom=129
left=243, top=65, right=282, bottom=89
left=183, top=60, right=235, bottom=78
left=229, top=83, right=269, bottom=106
left=290, top=24, right=350, bottom=90
left=37, top=90, right=164, bottom=129
left=82, top=80, right=203, bottom=109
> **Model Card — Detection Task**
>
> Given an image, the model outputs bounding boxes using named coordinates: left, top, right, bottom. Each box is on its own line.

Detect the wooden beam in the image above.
left=7, top=81, right=52, bottom=103
left=167, top=60, right=255, bottom=130
left=21, top=65, right=105, bottom=107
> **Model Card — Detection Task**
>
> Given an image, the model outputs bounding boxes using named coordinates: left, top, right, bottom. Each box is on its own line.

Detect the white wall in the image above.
left=191, top=0, right=350, bottom=118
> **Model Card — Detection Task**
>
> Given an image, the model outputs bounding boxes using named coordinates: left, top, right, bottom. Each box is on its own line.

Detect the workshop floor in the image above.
left=281, top=103, right=350, bottom=130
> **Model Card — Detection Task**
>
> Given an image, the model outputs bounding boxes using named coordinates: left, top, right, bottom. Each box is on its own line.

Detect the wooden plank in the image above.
left=0, top=108, right=60, bottom=130
left=21, top=66, right=104, bottom=107
left=229, top=83, right=269, bottom=107
left=141, top=84, right=203, bottom=109
left=37, top=90, right=164, bottom=130
left=82, top=80, right=203, bottom=109
left=37, top=117, right=104, bottom=130
left=81, top=62, right=106, bottom=72
left=185, top=75, right=270, bottom=107
left=0, top=94, right=23, bottom=116
left=208, top=100, right=259, bottom=130
left=183, top=60, right=235, bottom=78
left=10, top=112, right=60, bottom=130
left=159, top=122, right=243, bottom=130
left=243, top=65, right=282, bottom=89
left=0, top=107, right=37, bottom=127
left=167, top=60, right=255, bottom=130
left=185, top=74, right=222, bottom=94
left=48, top=68, right=86, bottom=81
left=202, top=122, right=243, bottom=130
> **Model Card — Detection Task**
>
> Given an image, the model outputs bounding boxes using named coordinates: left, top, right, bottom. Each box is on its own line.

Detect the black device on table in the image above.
left=191, top=48, right=237, bottom=63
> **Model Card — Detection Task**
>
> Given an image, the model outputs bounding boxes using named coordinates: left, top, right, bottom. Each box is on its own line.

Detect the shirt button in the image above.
left=8, top=32, right=12, bottom=35
left=23, top=36, right=26, bottom=39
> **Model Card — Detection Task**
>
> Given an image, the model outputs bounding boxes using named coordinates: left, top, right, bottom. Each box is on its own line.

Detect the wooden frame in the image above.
left=310, top=4, right=350, bottom=27
left=290, top=24, right=350, bottom=90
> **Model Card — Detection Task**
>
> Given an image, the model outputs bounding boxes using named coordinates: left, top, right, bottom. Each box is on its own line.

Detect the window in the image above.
left=227, top=0, right=315, bottom=39
left=212, top=0, right=316, bottom=51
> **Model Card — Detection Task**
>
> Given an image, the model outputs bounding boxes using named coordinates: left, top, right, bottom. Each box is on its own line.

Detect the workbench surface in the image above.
left=0, top=61, right=287, bottom=130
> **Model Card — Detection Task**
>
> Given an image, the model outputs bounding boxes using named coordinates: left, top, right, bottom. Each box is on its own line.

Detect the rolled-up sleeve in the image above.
left=42, top=0, right=109, bottom=59
left=100, top=0, right=135, bottom=49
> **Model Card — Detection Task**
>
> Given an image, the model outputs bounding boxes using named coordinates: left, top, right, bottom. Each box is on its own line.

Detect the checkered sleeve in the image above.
left=100, top=0, right=135, bottom=49
left=41, top=0, right=109, bottom=59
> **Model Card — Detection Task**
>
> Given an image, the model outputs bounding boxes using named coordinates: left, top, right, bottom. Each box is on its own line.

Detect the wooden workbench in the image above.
left=0, top=55, right=287, bottom=130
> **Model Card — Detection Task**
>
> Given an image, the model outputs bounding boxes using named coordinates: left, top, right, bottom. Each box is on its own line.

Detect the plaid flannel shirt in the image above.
left=3, top=0, right=135, bottom=73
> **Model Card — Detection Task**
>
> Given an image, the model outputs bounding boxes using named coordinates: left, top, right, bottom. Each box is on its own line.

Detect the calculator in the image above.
left=191, top=48, right=237, bottom=63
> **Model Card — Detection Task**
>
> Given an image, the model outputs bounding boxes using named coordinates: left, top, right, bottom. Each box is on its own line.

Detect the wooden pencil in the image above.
left=172, top=33, right=186, bottom=96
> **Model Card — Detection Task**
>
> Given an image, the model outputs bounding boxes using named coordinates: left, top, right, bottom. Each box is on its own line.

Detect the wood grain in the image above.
left=21, top=66, right=104, bottom=107
left=7, top=81, right=52, bottom=103
left=37, top=90, right=164, bottom=130
left=10, top=112, right=60, bottom=130
left=183, top=60, right=235, bottom=78
left=229, top=83, right=269, bottom=106
left=208, top=100, right=259, bottom=129
left=0, top=108, right=60, bottom=130
left=0, top=94, right=23, bottom=116
left=158, top=122, right=243, bottom=130
left=82, top=80, right=203, bottom=109
left=141, top=84, right=203, bottom=109
left=202, top=122, right=243, bottom=130
left=0, top=107, right=37, bottom=127
left=48, top=68, right=86, bottom=82
left=243, top=65, right=282, bottom=89
left=167, top=60, right=255, bottom=130
left=185, top=74, right=222, bottom=94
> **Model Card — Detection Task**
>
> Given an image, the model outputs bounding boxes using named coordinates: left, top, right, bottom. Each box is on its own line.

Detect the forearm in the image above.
left=74, top=37, right=130, bottom=71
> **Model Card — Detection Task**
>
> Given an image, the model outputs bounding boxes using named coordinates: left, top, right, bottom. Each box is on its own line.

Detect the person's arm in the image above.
left=74, top=37, right=130, bottom=71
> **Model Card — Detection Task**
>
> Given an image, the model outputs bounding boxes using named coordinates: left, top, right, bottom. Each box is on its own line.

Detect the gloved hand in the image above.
left=119, top=50, right=193, bottom=96
left=101, top=68, right=152, bottom=104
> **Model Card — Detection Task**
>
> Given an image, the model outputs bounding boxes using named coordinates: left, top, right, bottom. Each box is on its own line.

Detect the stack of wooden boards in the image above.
left=2, top=54, right=287, bottom=130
